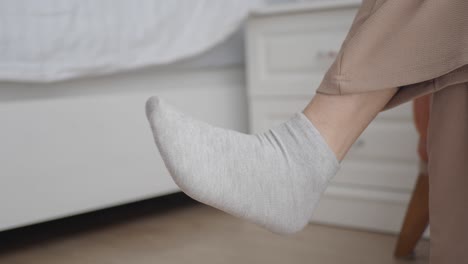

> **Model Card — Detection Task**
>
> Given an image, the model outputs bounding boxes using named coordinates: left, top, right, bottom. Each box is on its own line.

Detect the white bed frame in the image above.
left=0, top=44, right=247, bottom=231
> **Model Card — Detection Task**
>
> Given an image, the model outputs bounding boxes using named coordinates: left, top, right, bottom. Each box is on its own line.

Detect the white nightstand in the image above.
left=246, top=1, right=419, bottom=233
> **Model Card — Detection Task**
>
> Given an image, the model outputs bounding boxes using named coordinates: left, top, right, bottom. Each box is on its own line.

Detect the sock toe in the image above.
left=145, top=96, right=161, bottom=121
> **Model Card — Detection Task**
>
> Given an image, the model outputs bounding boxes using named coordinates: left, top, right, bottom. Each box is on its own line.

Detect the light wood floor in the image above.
left=0, top=194, right=429, bottom=264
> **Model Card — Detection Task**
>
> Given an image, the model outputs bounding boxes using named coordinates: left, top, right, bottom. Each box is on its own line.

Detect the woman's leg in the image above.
left=145, top=87, right=398, bottom=234
left=304, top=87, right=398, bottom=160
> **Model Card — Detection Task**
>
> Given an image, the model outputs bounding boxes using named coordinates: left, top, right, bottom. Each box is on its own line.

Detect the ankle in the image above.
left=302, top=89, right=398, bottom=161
left=302, top=95, right=378, bottom=161
left=301, top=112, right=352, bottom=161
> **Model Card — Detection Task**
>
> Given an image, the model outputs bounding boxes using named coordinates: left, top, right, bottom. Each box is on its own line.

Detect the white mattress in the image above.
left=0, top=0, right=261, bottom=82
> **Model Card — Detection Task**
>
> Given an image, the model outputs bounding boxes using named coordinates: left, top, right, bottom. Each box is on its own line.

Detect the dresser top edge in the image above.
left=250, top=0, right=361, bottom=17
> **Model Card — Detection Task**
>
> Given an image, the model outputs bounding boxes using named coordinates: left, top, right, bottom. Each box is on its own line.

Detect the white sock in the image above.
left=145, top=96, right=340, bottom=234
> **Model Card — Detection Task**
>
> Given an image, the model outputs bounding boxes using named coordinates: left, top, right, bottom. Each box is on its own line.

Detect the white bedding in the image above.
left=0, top=0, right=262, bottom=82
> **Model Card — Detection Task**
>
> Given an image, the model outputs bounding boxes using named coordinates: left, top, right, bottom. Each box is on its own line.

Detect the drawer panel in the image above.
left=249, top=97, right=311, bottom=133
left=347, top=120, right=418, bottom=162
left=246, top=8, right=358, bottom=96
left=332, top=159, right=418, bottom=191
left=265, top=30, right=343, bottom=74
left=249, top=98, right=417, bottom=162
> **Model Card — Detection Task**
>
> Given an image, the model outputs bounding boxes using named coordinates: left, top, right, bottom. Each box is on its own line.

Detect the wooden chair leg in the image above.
left=394, top=172, right=429, bottom=258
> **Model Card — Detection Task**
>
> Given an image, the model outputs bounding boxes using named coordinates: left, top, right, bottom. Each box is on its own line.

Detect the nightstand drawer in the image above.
left=246, top=8, right=357, bottom=96
left=249, top=98, right=417, bottom=162
left=347, top=120, right=418, bottom=162
left=249, top=98, right=311, bottom=133
left=332, top=159, right=418, bottom=191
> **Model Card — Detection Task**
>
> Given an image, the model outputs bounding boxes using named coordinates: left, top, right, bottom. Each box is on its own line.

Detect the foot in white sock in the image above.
left=145, top=96, right=340, bottom=234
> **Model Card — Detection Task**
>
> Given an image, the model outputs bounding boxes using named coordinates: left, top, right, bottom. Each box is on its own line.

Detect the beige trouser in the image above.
left=428, top=83, right=468, bottom=264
